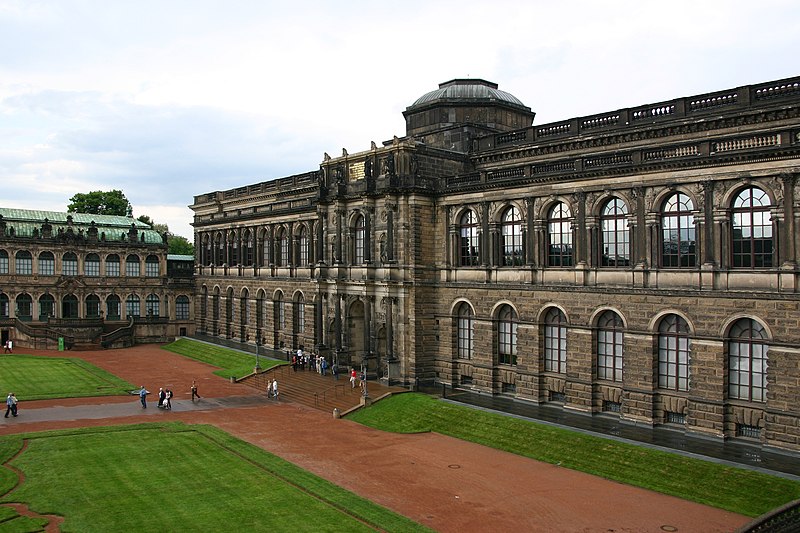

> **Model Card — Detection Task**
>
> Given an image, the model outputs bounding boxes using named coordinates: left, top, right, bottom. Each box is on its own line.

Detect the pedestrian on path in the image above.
left=350, top=368, right=357, bottom=389
left=158, top=387, right=166, bottom=408
left=191, top=380, right=201, bottom=401
left=5, top=392, right=18, bottom=417
left=139, top=386, right=149, bottom=409
left=272, top=379, right=278, bottom=400
left=3, top=340, right=11, bottom=354
left=165, top=389, right=173, bottom=410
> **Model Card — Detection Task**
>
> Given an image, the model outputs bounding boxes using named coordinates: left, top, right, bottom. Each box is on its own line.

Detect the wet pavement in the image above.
left=431, top=386, right=800, bottom=481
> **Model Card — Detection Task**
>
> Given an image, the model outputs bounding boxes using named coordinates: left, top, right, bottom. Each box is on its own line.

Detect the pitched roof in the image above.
left=0, top=207, right=164, bottom=244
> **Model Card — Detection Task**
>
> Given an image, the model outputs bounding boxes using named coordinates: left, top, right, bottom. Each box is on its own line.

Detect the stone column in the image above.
left=481, top=201, right=490, bottom=267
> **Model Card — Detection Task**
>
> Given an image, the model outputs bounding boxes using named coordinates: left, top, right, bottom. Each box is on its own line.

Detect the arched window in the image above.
left=39, top=294, right=56, bottom=320
left=732, top=187, right=773, bottom=268
left=547, top=202, right=572, bottom=267
left=229, top=231, right=238, bottom=266
left=459, top=210, right=480, bottom=266
left=0, top=293, right=9, bottom=318
left=126, top=255, right=140, bottom=277
left=126, top=294, right=141, bottom=317
left=501, top=206, right=523, bottom=266
left=256, top=290, right=265, bottom=330
left=215, top=233, right=224, bottom=265
left=728, top=318, right=769, bottom=402
left=15, top=250, right=32, bottom=275
left=597, top=311, right=623, bottom=382
left=544, top=307, right=567, bottom=374
left=279, top=229, right=289, bottom=267
left=658, top=314, right=690, bottom=391
left=298, top=226, right=309, bottom=265
left=354, top=215, right=366, bottom=264
left=601, top=198, right=629, bottom=267
left=85, top=254, right=100, bottom=276
left=62, top=294, right=78, bottom=318
left=86, top=294, right=101, bottom=318
left=274, top=292, right=285, bottom=330
left=243, top=230, right=254, bottom=266
left=62, top=252, right=78, bottom=276
left=497, top=305, right=517, bottom=365
left=38, top=251, right=55, bottom=275
left=105, top=254, right=120, bottom=277
left=661, top=193, right=696, bottom=268
left=0, top=250, right=8, bottom=274
left=260, top=229, right=271, bottom=266
left=176, top=295, right=190, bottom=320
left=145, top=255, right=160, bottom=277
left=106, top=295, right=121, bottom=320
left=457, top=303, right=474, bottom=360
left=145, top=294, right=160, bottom=317
left=295, top=293, right=305, bottom=334
left=15, top=293, right=32, bottom=319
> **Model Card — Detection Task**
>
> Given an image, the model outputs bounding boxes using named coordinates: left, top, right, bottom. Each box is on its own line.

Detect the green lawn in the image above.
left=0, top=355, right=135, bottom=401
left=0, top=423, right=429, bottom=532
left=348, top=392, right=800, bottom=518
left=161, top=338, right=285, bottom=379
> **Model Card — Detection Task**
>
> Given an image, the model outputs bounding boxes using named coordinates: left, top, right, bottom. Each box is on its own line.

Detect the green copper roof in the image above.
left=0, top=207, right=164, bottom=244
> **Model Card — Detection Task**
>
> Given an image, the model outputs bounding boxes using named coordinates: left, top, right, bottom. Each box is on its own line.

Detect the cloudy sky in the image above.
left=1, top=0, right=798, bottom=239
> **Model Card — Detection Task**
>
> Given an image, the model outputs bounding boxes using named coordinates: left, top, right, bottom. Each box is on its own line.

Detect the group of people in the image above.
left=138, top=380, right=201, bottom=409
left=157, top=387, right=174, bottom=409
left=349, top=368, right=367, bottom=392
left=291, top=348, right=336, bottom=377
left=4, top=392, right=18, bottom=418
left=266, top=378, right=279, bottom=399
left=2, top=339, right=12, bottom=353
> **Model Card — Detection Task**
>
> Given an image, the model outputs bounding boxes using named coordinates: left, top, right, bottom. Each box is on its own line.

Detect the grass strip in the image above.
left=0, top=422, right=429, bottom=532
left=0, top=355, right=135, bottom=400
left=162, top=338, right=285, bottom=379
left=348, top=392, right=800, bottom=517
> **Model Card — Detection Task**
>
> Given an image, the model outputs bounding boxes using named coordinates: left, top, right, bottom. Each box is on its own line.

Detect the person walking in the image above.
left=350, top=368, right=357, bottom=389
left=165, top=389, right=173, bottom=410
left=191, top=380, right=201, bottom=401
left=272, top=378, right=278, bottom=400
left=139, top=386, right=149, bottom=409
left=158, top=387, right=166, bottom=408
left=5, top=392, right=17, bottom=417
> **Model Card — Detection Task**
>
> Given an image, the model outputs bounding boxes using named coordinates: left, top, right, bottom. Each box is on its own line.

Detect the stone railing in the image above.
left=484, top=75, right=800, bottom=150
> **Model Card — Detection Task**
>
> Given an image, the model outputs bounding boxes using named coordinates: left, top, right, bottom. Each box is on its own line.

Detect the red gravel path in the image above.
left=0, top=345, right=750, bottom=533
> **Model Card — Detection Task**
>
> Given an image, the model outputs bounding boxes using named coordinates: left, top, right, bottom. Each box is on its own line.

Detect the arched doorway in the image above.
left=62, top=294, right=79, bottom=319
left=376, top=326, right=387, bottom=379
left=347, top=299, right=366, bottom=372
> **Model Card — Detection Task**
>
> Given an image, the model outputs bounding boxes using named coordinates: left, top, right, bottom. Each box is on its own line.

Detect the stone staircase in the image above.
left=239, top=365, right=407, bottom=414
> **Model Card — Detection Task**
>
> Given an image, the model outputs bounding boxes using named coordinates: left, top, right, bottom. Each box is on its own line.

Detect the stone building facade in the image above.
left=191, top=77, right=800, bottom=450
left=0, top=209, right=195, bottom=348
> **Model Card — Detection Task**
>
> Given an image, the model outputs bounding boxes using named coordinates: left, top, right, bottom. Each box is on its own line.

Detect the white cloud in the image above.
left=1, top=0, right=799, bottom=240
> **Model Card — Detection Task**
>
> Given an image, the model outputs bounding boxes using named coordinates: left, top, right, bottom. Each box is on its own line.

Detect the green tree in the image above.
left=68, top=190, right=131, bottom=216
left=137, top=215, right=194, bottom=256
left=168, top=235, right=195, bottom=255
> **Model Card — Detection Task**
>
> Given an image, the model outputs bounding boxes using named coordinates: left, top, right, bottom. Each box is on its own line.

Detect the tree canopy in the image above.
left=68, top=190, right=194, bottom=256
left=68, top=190, right=131, bottom=216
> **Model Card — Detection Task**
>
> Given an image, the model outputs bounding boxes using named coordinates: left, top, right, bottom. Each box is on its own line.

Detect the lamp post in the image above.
left=254, top=330, right=261, bottom=372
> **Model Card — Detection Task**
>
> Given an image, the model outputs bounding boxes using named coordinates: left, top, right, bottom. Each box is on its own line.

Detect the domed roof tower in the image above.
left=403, top=79, right=535, bottom=152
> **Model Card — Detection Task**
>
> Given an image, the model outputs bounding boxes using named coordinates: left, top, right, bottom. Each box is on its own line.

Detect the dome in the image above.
left=409, top=79, right=527, bottom=109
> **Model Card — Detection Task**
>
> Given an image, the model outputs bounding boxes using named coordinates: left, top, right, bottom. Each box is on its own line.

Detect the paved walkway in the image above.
left=0, top=345, right=755, bottom=532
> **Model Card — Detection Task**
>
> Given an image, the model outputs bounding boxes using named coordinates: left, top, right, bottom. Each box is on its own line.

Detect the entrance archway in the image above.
left=347, top=300, right=366, bottom=371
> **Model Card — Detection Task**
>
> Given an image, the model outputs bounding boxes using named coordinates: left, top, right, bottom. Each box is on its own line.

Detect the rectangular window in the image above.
left=63, top=260, right=78, bottom=276
left=0, top=254, right=8, bottom=274
left=106, top=261, right=120, bottom=277
left=16, top=256, right=32, bottom=275
left=85, top=261, right=100, bottom=277
left=665, top=411, right=686, bottom=425
left=126, top=299, right=140, bottom=317
left=126, top=261, right=140, bottom=277
left=176, top=298, right=190, bottom=320
left=39, top=258, right=55, bottom=275
left=145, top=261, right=159, bottom=277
